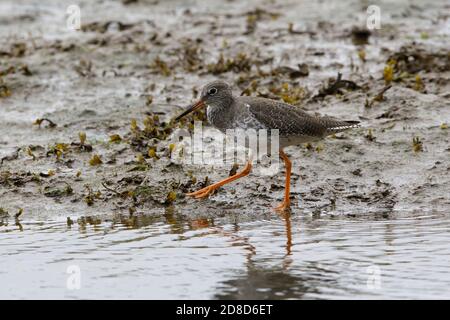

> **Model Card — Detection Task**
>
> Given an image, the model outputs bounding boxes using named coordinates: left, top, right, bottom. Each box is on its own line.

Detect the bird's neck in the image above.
left=207, top=96, right=234, bottom=131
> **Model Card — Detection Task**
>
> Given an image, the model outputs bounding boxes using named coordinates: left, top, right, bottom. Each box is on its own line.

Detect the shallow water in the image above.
left=1, top=0, right=450, bottom=300
left=2, top=209, right=449, bottom=299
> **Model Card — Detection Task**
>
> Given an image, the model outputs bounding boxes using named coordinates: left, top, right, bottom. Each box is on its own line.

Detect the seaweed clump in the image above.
left=382, top=46, right=450, bottom=91
left=128, top=114, right=177, bottom=157
left=412, top=136, right=423, bottom=152
left=387, top=46, right=450, bottom=74
left=268, top=83, right=307, bottom=105
left=0, top=64, right=33, bottom=98
left=179, top=39, right=203, bottom=72
left=244, top=8, right=280, bottom=35
left=350, top=28, right=371, bottom=45
left=0, top=78, right=11, bottom=98
left=149, top=56, right=171, bottom=76
left=45, top=132, right=94, bottom=163
left=207, top=53, right=254, bottom=74
left=314, top=73, right=361, bottom=100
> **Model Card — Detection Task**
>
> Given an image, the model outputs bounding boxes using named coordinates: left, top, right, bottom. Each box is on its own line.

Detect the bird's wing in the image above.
left=241, top=96, right=360, bottom=136
left=240, top=97, right=328, bottom=137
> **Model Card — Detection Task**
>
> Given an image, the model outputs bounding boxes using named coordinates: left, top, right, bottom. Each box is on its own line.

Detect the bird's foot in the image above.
left=186, top=185, right=219, bottom=199
left=274, top=200, right=291, bottom=213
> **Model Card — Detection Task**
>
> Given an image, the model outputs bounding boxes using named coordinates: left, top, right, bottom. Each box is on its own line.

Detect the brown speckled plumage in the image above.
left=175, top=80, right=360, bottom=211
left=200, top=81, right=360, bottom=146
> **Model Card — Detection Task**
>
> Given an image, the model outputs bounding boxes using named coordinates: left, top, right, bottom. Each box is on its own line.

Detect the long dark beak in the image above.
left=174, top=100, right=206, bottom=121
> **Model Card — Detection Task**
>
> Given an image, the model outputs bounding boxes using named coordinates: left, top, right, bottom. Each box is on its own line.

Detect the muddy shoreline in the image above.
left=1, top=0, right=449, bottom=222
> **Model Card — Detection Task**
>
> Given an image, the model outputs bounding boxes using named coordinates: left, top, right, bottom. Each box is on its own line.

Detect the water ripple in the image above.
left=1, top=209, right=450, bottom=299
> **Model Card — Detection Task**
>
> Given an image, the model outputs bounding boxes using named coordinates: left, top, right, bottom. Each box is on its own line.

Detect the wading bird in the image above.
left=175, top=80, right=359, bottom=211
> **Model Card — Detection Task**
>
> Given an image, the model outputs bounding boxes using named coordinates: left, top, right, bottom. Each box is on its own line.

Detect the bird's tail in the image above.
left=323, top=119, right=360, bottom=134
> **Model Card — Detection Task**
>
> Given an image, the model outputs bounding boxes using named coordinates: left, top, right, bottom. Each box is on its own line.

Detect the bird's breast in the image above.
left=206, top=105, right=233, bottom=132
left=206, top=105, right=218, bottom=125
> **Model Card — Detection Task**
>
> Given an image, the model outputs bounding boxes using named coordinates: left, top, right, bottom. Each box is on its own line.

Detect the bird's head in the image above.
left=175, top=81, right=232, bottom=121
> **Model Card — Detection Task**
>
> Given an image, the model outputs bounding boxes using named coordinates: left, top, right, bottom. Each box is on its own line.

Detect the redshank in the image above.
left=175, top=80, right=360, bottom=211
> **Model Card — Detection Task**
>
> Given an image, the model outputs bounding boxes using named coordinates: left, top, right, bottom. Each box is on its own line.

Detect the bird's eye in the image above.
left=208, top=87, right=218, bottom=95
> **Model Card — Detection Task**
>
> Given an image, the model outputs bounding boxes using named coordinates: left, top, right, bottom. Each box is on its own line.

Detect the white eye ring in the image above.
left=208, top=87, right=217, bottom=95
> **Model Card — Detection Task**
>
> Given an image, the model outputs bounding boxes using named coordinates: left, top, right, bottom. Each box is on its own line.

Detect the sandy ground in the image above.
left=1, top=0, right=449, bottom=222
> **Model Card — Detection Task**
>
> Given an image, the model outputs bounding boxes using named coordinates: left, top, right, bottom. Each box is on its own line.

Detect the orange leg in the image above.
left=187, top=161, right=252, bottom=199
left=274, top=149, right=292, bottom=212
